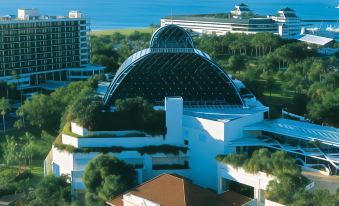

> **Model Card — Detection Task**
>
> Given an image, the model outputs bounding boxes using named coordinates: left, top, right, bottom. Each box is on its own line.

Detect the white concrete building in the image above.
left=0, top=8, right=105, bottom=93
left=161, top=5, right=302, bottom=38
left=231, top=3, right=252, bottom=16
left=269, top=8, right=301, bottom=38
left=46, top=25, right=339, bottom=205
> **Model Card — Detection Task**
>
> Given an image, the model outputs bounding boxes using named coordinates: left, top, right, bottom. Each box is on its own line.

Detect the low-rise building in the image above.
left=161, top=5, right=301, bottom=37
left=46, top=25, right=339, bottom=206
left=106, top=173, right=254, bottom=206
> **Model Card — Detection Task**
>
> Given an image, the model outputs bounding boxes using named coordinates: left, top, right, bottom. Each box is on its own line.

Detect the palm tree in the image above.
left=16, top=107, right=26, bottom=129
left=0, top=97, right=11, bottom=132
left=11, top=70, right=23, bottom=104
left=21, top=132, right=35, bottom=167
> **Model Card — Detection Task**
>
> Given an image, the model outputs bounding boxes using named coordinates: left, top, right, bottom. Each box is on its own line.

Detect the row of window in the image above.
left=0, top=20, right=86, bottom=29
left=0, top=62, right=83, bottom=77
left=0, top=32, right=81, bottom=41
left=0, top=28, right=83, bottom=36
left=0, top=44, right=81, bottom=51
left=0, top=58, right=81, bottom=67
left=0, top=54, right=81, bottom=62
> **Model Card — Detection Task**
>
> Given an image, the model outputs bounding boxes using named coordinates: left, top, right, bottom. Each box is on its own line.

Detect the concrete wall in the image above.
left=183, top=115, right=225, bottom=190
left=71, top=122, right=87, bottom=136
left=217, top=163, right=274, bottom=205
left=52, top=148, right=189, bottom=190
left=181, top=109, right=265, bottom=191
left=265, top=200, right=285, bottom=206
left=223, top=111, right=264, bottom=154
left=164, top=97, right=183, bottom=146
left=52, top=146, right=74, bottom=176
left=62, top=134, right=165, bottom=148
left=218, top=163, right=273, bottom=191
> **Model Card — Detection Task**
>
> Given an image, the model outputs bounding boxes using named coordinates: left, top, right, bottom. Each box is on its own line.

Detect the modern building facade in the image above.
left=161, top=4, right=301, bottom=38
left=231, top=3, right=252, bottom=16
left=46, top=25, right=339, bottom=205
left=0, top=9, right=104, bottom=91
left=269, top=7, right=301, bottom=38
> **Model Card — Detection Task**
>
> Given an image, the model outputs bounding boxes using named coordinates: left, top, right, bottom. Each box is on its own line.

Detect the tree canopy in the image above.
left=83, top=154, right=137, bottom=206
left=23, top=175, right=71, bottom=206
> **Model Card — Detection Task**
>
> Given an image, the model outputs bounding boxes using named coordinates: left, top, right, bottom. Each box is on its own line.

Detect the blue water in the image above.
left=0, top=0, right=338, bottom=29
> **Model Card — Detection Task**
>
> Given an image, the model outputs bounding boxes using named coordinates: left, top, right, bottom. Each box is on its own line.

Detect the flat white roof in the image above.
left=298, top=34, right=334, bottom=46
left=244, top=118, right=339, bottom=146
left=183, top=105, right=268, bottom=122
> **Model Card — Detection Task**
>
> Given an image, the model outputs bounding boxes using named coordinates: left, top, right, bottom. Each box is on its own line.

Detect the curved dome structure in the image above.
left=150, top=24, right=195, bottom=48
left=103, top=25, right=244, bottom=106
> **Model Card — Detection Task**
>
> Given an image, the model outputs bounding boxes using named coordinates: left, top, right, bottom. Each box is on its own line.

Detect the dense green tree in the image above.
left=263, top=75, right=276, bottom=96
left=1, top=136, right=19, bottom=166
left=21, top=132, right=35, bottom=167
left=25, top=175, right=71, bottom=206
left=68, top=94, right=103, bottom=130
left=83, top=154, right=137, bottom=206
left=228, top=55, right=245, bottom=74
left=289, top=93, right=309, bottom=116
left=115, top=96, right=153, bottom=119
left=258, top=54, right=277, bottom=72
left=307, top=88, right=339, bottom=127
left=17, top=80, right=97, bottom=132
left=18, top=94, right=61, bottom=130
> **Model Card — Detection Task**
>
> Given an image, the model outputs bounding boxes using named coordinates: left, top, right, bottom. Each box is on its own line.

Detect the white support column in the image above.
left=164, top=97, right=183, bottom=145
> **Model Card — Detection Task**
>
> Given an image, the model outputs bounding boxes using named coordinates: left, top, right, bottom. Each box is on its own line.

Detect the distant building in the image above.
left=0, top=9, right=104, bottom=93
left=298, top=34, right=335, bottom=46
left=106, top=174, right=254, bottom=206
left=161, top=5, right=301, bottom=38
left=231, top=3, right=252, bottom=17
left=269, top=7, right=301, bottom=38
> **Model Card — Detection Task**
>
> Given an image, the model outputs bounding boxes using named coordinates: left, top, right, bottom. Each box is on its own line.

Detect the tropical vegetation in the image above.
left=216, top=149, right=338, bottom=206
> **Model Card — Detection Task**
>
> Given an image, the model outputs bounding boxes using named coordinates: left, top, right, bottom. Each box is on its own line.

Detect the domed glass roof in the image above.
left=103, top=25, right=244, bottom=106
left=150, top=24, right=194, bottom=48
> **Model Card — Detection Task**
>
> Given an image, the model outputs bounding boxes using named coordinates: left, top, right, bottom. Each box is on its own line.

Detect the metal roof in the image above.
left=244, top=118, right=339, bottom=146
left=298, top=34, right=335, bottom=46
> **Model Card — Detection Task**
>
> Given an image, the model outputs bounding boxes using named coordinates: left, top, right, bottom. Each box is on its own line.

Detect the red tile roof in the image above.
left=107, top=173, right=252, bottom=206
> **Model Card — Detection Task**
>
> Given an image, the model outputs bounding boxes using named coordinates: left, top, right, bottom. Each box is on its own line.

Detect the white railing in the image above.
left=242, top=199, right=256, bottom=206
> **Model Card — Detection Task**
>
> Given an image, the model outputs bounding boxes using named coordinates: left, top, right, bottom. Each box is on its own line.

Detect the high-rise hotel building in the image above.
left=0, top=9, right=104, bottom=91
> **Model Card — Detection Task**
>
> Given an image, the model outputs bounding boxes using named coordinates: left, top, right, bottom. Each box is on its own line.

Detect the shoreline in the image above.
left=91, top=27, right=156, bottom=35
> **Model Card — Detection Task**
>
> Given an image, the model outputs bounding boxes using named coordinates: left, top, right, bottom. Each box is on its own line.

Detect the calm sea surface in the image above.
left=0, top=0, right=338, bottom=30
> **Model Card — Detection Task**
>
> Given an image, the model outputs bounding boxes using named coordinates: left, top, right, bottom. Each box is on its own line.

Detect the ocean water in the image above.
left=0, top=0, right=338, bottom=30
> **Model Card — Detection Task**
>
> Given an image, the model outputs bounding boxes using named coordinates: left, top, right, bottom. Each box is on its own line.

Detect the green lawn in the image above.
left=29, top=160, right=44, bottom=187
left=91, top=27, right=156, bottom=36
left=0, top=126, right=55, bottom=189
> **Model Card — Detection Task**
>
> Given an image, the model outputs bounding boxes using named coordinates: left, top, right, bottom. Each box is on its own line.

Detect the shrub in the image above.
left=216, top=153, right=246, bottom=168
left=68, top=94, right=103, bottom=131
left=13, top=170, right=33, bottom=182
